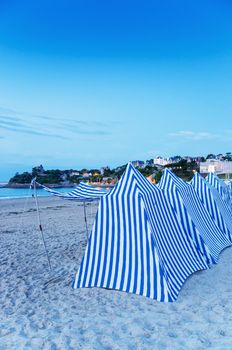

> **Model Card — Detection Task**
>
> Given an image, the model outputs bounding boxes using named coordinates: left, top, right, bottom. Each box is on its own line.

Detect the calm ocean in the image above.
left=0, top=187, right=75, bottom=199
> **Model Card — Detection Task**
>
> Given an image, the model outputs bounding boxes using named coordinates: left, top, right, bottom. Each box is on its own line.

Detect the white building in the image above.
left=153, top=156, right=168, bottom=166
left=200, top=160, right=232, bottom=175
left=70, top=171, right=80, bottom=176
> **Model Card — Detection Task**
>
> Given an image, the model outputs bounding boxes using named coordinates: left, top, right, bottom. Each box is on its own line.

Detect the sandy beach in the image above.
left=0, top=196, right=232, bottom=350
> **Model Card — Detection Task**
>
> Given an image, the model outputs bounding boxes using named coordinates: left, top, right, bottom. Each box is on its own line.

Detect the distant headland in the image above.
left=4, top=152, right=232, bottom=188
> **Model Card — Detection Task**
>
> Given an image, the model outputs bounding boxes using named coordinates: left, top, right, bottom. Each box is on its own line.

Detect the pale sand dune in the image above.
left=0, top=197, right=232, bottom=350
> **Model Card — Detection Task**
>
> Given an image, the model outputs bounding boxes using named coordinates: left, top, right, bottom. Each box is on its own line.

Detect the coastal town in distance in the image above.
left=4, top=151, right=232, bottom=188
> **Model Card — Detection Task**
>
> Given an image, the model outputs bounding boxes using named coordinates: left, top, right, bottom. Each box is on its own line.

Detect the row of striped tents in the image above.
left=190, top=172, right=232, bottom=242
left=73, top=163, right=209, bottom=302
left=38, top=181, right=107, bottom=201
left=158, top=169, right=231, bottom=265
left=206, top=172, right=231, bottom=206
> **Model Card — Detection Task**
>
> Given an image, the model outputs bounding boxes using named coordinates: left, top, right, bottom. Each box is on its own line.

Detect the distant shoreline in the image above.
left=1, top=183, right=76, bottom=189
left=1, top=182, right=114, bottom=189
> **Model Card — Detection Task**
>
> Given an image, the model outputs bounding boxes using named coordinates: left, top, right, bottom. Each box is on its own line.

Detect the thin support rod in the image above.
left=83, top=201, right=89, bottom=241
left=33, top=182, right=51, bottom=270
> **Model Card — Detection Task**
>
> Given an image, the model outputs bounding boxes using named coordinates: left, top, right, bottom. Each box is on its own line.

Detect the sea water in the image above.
left=0, top=187, right=75, bottom=199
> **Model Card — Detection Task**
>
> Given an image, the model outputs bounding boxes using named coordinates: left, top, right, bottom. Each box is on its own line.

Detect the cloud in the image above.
left=0, top=114, right=21, bottom=122
left=0, top=106, right=22, bottom=115
left=0, top=123, right=68, bottom=139
left=0, top=117, right=25, bottom=128
left=34, top=114, right=110, bottom=128
left=0, top=115, right=68, bottom=139
left=57, top=121, right=111, bottom=135
left=169, top=130, right=219, bottom=141
left=0, top=107, right=112, bottom=139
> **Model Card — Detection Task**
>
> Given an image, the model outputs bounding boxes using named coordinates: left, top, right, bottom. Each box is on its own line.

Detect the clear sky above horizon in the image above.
left=0, top=0, right=232, bottom=180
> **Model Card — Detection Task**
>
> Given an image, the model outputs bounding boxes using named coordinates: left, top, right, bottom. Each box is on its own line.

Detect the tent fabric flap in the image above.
left=37, top=181, right=107, bottom=201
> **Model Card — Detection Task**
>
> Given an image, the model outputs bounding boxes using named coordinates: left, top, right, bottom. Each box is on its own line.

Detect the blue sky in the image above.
left=0, top=0, right=232, bottom=180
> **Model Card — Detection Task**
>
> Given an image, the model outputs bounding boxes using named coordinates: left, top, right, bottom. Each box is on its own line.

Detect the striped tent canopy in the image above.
left=73, top=163, right=209, bottom=302
left=228, top=180, right=232, bottom=207
left=206, top=173, right=231, bottom=205
left=228, top=181, right=232, bottom=197
left=158, top=169, right=231, bottom=265
left=39, top=181, right=107, bottom=201
left=190, top=172, right=232, bottom=242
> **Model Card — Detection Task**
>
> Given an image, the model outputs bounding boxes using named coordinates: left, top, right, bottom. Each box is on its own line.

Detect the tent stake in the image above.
left=83, top=201, right=89, bottom=241
left=33, top=181, right=52, bottom=270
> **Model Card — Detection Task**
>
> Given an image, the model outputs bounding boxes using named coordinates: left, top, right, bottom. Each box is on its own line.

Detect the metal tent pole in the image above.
left=33, top=181, right=51, bottom=270
left=83, top=201, right=89, bottom=241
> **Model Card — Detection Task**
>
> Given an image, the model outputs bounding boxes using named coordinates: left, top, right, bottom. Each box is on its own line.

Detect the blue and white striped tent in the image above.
left=228, top=181, right=232, bottom=192
left=158, top=169, right=231, bottom=265
left=228, top=181, right=232, bottom=202
left=190, top=172, right=232, bottom=242
left=39, top=181, right=107, bottom=201
left=206, top=173, right=231, bottom=206
left=73, top=163, right=208, bottom=302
